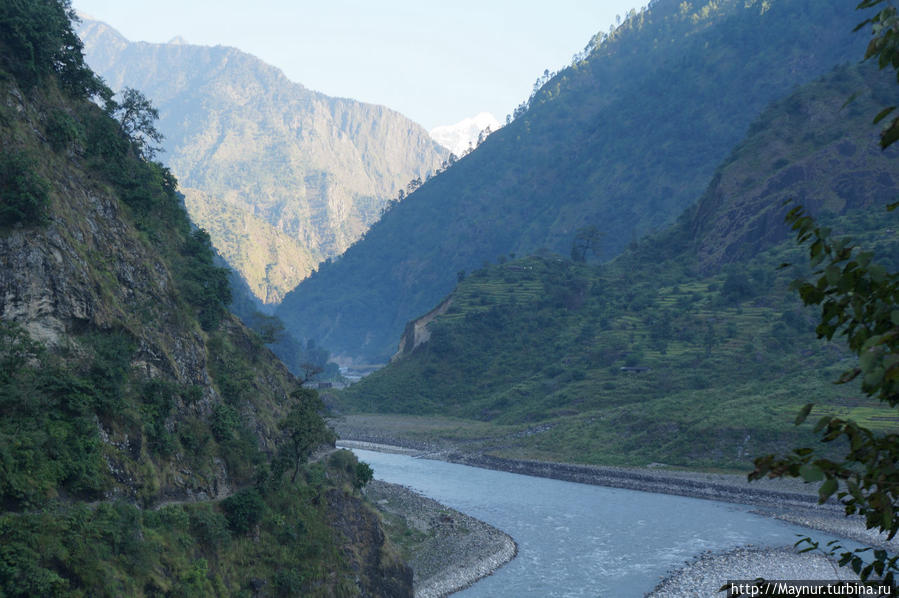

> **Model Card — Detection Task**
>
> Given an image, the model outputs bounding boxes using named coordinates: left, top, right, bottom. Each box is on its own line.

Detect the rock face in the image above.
left=393, top=296, right=453, bottom=360
left=326, top=488, right=414, bottom=598
left=688, top=63, right=899, bottom=272
left=1, top=59, right=414, bottom=598
left=77, top=17, right=448, bottom=303
left=0, top=76, right=295, bottom=503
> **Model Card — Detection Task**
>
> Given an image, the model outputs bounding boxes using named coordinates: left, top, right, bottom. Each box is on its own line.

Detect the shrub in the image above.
left=272, top=570, right=305, bottom=597
left=0, top=153, right=49, bottom=227
left=188, top=506, right=230, bottom=549
left=353, top=462, right=374, bottom=490
left=210, top=403, right=240, bottom=442
left=221, top=488, right=265, bottom=534
left=45, top=110, right=83, bottom=152
left=327, top=449, right=356, bottom=474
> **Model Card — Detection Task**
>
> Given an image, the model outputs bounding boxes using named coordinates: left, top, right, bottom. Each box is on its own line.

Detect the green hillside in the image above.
left=0, top=3, right=407, bottom=595
left=332, top=62, right=899, bottom=471
left=278, top=0, right=867, bottom=362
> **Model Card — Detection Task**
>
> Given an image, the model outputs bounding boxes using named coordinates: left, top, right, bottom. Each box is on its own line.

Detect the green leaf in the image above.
left=800, top=464, right=825, bottom=482
left=819, top=478, right=838, bottom=502
left=881, top=118, right=899, bottom=149
left=795, top=403, right=814, bottom=425
left=825, top=265, right=841, bottom=285
left=873, top=105, right=896, bottom=124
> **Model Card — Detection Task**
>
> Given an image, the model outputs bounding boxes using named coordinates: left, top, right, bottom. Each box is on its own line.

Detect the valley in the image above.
left=4, top=0, right=899, bottom=595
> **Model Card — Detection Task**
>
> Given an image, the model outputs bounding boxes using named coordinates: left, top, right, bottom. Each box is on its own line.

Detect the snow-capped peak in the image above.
left=430, top=112, right=501, bottom=156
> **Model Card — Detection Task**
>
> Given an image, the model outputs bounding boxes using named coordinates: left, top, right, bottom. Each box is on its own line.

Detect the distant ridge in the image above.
left=277, top=0, right=867, bottom=362
left=77, top=18, right=448, bottom=303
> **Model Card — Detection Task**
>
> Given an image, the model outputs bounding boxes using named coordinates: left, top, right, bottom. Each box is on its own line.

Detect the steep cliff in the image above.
left=0, top=4, right=410, bottom=595
left=77, top=17, right=448, bottom=303
left=687, top=63, right=899, bottom=270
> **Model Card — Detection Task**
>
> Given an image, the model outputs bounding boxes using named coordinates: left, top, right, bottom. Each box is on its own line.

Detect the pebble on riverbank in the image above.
left=647, top=546, right=859, bottom=597
left=363, top=480, right=517, bottom=598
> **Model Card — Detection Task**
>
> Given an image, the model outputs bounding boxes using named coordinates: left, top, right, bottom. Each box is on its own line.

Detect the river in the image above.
left=351, top=448, right=846, bottom=597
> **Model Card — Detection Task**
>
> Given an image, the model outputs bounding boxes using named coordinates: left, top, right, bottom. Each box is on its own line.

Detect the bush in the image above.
left=210, top=403, right=240, bottom=442
left=45, top=110, right=83, bottom=152
left=177, top=229, right=231, bottom=331
left=327, top=449, right=356, bottom=474
left=188, top=506, right=230, bottom=549
left=353, top=462, right=374, bottom=490
left=272, top=570, right=306, bottom=597
left=221, top=488, right=265, bottom=534
left=0, top=153, right=49, bottom=227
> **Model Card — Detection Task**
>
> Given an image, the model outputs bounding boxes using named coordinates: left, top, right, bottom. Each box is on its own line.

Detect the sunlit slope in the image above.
left=278, top=0, right=866, bottom=361
left=78, top=17, right=447, bottom=303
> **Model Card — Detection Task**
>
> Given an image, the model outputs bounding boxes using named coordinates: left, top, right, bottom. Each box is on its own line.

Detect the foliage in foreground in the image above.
left=747, top=0, right=899, bottom=589
left=751, top=206, right=899, bottom=586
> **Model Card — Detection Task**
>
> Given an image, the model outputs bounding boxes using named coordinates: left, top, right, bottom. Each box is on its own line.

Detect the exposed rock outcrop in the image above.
left=327, top=488, right=415, bottom=598
left=77, top=17, right=448, bottom=303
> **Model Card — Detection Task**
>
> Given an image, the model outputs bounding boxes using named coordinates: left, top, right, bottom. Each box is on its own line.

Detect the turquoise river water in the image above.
left=351, top=448, right=843, bottom=597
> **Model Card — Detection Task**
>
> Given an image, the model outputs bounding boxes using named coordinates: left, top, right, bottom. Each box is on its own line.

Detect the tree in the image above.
left=249, top=313, right=285, bottom=344
left=354, top=461, right=373, bottom=490
left=113, top=88, right=164, bottom=160
left=748, top=1, right=899, bottom=588
left=0, top=0, right=109, bottom=101
left=570, top=225, right=602, bottom=262
left=856, top=0, right=899, bottom=148
left=278, top=388, right=333, bottom=483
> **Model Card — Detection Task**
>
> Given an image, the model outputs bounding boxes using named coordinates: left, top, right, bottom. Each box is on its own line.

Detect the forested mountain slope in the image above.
left=333, top=62, right=899, bottom=471
left=77, top=18, right=447, bottom=303
left=0, top=4, right=408, bottom=595
left=278, top=0, right=868, bottom=362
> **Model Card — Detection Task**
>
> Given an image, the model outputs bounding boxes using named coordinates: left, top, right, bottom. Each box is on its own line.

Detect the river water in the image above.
left=351, top=448, right=840, bottom=597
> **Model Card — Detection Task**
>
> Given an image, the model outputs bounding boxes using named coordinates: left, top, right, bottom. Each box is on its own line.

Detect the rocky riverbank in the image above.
left=647, top=546, right=860, bottom=597
left=337, top=438, right=835, bottom=513
left=340, top=439, right=899, bottom=596
left=362, top=478, right=516, bottom=598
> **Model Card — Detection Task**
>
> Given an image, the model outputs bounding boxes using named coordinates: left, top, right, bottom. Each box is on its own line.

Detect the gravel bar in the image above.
left=648, top=546, right=860, bottom=597
left=363, top=479, right=517, bottom=598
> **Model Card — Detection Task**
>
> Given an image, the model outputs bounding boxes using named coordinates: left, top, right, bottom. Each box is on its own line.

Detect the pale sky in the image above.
left=72, top=0, right=639, bottom=130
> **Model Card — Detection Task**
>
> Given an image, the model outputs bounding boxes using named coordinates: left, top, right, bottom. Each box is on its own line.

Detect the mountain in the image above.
left=333, top=62, right=899, bottom=470
left=429, top=112, right=501, bottom=155
left=277, top=0, right=868, bottom=362
left=76, top=18, right=448, bottom=303
left=0, top=4, right=408, bottom=595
